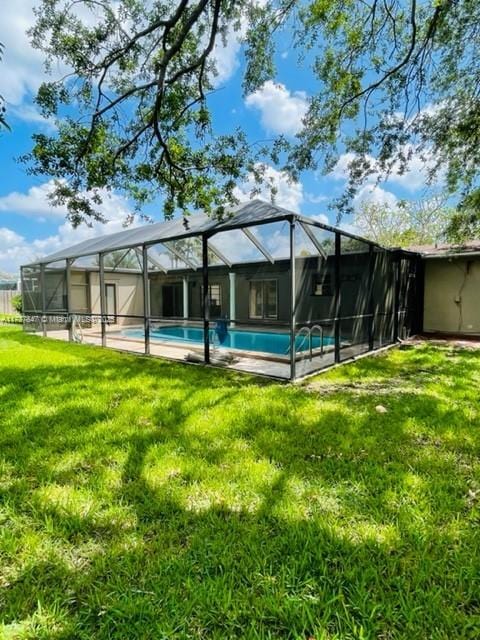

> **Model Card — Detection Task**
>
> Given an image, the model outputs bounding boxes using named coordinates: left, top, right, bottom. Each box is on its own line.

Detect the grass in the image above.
left=0, top=314, right=21, bottom=324
left=0, top=326, right=479, bottom=639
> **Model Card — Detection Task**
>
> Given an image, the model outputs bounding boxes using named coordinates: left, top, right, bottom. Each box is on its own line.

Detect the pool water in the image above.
left=122, top=325, right=334, bottom=355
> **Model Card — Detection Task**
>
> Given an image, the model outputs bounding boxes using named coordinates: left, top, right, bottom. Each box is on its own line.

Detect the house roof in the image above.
left=409, top=240, right=480, bottom=258
left=22, top=198, right=390, bottom=267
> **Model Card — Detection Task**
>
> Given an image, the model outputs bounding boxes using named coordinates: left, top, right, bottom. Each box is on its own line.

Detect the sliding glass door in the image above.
left=249, top=280, right=278, bottom=320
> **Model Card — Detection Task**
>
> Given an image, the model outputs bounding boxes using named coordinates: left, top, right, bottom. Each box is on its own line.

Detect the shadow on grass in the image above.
left=1, top=327, right=479, bottom=638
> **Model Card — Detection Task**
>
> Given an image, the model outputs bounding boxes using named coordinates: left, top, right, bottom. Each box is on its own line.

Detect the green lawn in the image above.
left=0, top=314, right=22, bottom=324
left=1, top=326, right=479, bottom=639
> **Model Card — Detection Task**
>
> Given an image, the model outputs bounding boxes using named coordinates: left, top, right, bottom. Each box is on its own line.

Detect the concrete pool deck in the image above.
left=30, top=324, right=346, bottom=379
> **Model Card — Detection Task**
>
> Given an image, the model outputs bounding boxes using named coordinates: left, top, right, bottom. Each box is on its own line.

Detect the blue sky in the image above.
left=0, top=1, right=436, bottom=275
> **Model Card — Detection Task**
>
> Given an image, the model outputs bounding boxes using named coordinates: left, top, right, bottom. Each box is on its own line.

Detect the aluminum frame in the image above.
left=21, top=200, right=422, bottom=381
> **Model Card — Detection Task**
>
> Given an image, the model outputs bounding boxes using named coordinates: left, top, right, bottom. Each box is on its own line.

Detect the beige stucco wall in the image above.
left=90, top=271, right=143, bottom=325
left=423, top=257, right=480, bottom=334
left=70, top=271, right=89, bottom=313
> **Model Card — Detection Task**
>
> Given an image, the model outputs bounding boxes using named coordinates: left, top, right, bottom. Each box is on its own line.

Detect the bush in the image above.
left=11, top=293, right=22, bottom=314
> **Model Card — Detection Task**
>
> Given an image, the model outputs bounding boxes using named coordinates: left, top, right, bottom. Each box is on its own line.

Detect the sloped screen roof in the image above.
left=24, top=199, right=296, bottom=266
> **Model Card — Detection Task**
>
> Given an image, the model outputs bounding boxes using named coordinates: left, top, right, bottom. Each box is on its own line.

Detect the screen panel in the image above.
left=204, top=221, right=292, bottom=379
left=43, top=260, right=68, bottom=338
left=372, top=248, right=395, bottom=348
left=294, top=221, right=337, bottom=377
left=397, top=255, right=419, bottom=339
left=101, top=245, right=146, bottom=354
left=68, top=254, right=102, bottom=346
left=21, top=265, right=42, bottom=313
left=146, top=239, right=204, bottom=364
left=338, top=236, right=372, bottom=361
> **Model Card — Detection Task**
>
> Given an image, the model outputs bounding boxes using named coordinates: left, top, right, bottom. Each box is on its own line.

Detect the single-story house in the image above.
left=21, top=200, right=478, bottom=380
left=410, top=241, right=480, bottom=336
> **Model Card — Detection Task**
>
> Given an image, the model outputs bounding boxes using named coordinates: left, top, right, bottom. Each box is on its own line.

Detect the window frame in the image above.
left=200, top=283, right=223, bottom=314
left=249, top=278, right=278, bottom=320
left=104, top=282, right=117, bottom=322
left=312, top=272, right=333, bottom=297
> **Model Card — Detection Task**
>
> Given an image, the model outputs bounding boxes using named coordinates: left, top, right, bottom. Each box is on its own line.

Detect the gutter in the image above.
left=422, top=251, right=480, bottom=260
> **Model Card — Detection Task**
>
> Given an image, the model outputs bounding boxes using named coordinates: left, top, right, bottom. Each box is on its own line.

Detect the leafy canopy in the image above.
left=353, top=198, right=452, bottom=248
left=25, top=0, right=272, bottom=225
left=24, top=0, right=480, bottom=227
left=0, top=42, right=9, bottom=131
left=281, top=0, right=480, bottom=220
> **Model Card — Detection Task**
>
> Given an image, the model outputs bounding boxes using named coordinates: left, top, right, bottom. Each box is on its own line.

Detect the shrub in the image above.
left=11, top=293, right=22, bottom=314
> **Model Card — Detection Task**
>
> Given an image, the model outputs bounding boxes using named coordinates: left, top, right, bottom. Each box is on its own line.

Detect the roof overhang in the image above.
left=422, top=251, right=480, bottom=259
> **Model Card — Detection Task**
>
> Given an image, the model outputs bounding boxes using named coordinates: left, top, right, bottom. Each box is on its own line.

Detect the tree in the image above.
left=24, top=0, right=273, bottom=226
left=353, top=199, right=451, bottom=248
left=95, top=249, right=140, bottom=269
left=444, top=193, right=480, bottom=243
left=25, top=1, right=480, bottom=226
left=0, top=42, right=9, bottom=131
left=277, top=0, right=480, bottom=220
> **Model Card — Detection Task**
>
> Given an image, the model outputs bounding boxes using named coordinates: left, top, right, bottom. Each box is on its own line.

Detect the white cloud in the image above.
left=331, top=145, right=442, bottom=194
left=8, top=103, right=56, bottom=130
left=305, top=193, right=329, bottom=205
left=0, top=182, right=139, bottom=273
left=310, top=213, right=329, bottom=225
left=0, top=181, right=67, bottom=220
left=385, top=146, right=440, bottom=191
left=0, top=228, right=33, bottom=275
left=0, top=227, right=24, bottom=246
left=337, top=221, right=363, bottom=236
left=354, top=184, right=398, bottom=209
left=234, top=163, right=303, bottom=212
left=211, top=29, right=244, bottom=86
left=1, top=1, right=46, bottom=106
left=330, top=152, right=365, bottom=182
left=245, top=80, right=308, bottom=136
left=211, top=34, right=242, bottom=85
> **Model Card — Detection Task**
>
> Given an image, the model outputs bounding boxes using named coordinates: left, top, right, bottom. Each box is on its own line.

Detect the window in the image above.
left=105, top=283, right=117, bottom=322
left=312, top=273, right=332, bottom=296
left=208, top=284, right=222, bottom=308
left=71, top=272, right=89, bottom=313
left=200, top=284, right=222, bottom=307
left=200, top=283, right=222, bottom=317
left=162, top=283, right=183, bottom=317
left=249, top=280, right=278, bottom=319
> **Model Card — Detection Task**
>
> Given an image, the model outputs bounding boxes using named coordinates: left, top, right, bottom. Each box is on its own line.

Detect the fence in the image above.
left=0, top=290, right=18, bottom=314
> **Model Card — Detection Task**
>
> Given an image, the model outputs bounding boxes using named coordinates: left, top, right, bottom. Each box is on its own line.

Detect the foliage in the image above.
left=95, top=249, right=141, bottom=270
left=24, top=0, right=480, bottom=223
left=275, top=0, right=480, bottom=215
left=1, top=325, right=480, bottom=638
left=0, top=42, right=9, bottom=132
left=10, top=293, right=22, bottom=314
left=24, top=0, right=270, bottom=226
left=445, top=192, right=480, bottom=243
left=354, top=199, right=451, bottom=248
left=446, top=211, right=480, bottom=244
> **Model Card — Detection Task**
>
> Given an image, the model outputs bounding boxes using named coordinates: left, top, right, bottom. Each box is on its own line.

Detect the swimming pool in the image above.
left=121, top=325, right=334, bottom=355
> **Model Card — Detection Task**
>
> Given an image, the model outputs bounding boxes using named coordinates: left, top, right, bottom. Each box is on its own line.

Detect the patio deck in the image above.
left=32, top=324, right=375, bottom=380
